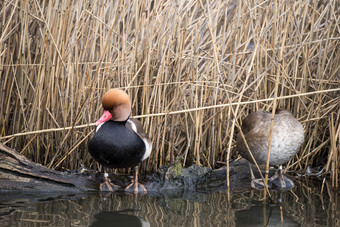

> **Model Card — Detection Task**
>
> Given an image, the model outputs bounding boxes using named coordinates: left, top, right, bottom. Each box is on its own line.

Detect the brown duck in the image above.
left=236, top=109, right=304, bottom=190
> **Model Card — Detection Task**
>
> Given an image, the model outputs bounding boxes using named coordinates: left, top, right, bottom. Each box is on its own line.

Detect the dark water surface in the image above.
left=0, top=180, right=338, bottom=226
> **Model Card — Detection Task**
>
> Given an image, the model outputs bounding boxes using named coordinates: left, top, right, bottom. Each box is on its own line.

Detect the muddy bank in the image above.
left=143, top=161, right=251, bottom=194
left=0, top=143, right=252, bottom=193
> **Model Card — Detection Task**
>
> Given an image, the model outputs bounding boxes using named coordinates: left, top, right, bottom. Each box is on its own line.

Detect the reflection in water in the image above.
left=89, top=210, right=150, bottom=227
left=0, top=179, right=338, bottom=226
left=236, top=204, right=298, bottom=227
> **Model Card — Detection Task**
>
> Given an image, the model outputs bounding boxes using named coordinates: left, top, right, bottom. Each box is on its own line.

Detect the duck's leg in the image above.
left=125, top=166, right=147, bottom=194
left=268, top=165, right=295, bottom=190
left=100, top=169, right=120, bottom=192
left=249, top=163, right=268, bottom=189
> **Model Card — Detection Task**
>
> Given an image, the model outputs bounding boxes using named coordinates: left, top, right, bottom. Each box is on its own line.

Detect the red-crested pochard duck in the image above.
left=88, top=89, right=152, bottom=193
left=236, top=109, right=304, bottom=190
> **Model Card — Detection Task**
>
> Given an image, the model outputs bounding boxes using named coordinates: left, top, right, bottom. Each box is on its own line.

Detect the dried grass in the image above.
left=0, top=0, right=339, bottom=186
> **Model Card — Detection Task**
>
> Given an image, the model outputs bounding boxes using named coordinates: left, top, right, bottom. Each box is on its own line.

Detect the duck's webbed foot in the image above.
left=100, top=174, right=120, bottom=192
left=124, top=166, right=147, bottom=194
left=249, top=164, right=266, bottom=190
left=250, top=165, right=295, bottom=190
left=268, top=166, right=295, bottom=190
left=125, top=179, right=147, bottom=194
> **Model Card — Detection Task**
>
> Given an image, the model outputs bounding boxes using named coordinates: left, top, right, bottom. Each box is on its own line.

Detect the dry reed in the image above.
left=0, top=0, right=339, bottom=186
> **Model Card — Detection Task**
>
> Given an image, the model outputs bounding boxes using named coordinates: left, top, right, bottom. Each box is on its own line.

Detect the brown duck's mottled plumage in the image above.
left=236, top=110, right=304, bottom=166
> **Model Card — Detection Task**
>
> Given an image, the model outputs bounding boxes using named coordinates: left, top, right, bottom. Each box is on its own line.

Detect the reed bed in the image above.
left=0, top=0, right=339, bottom=185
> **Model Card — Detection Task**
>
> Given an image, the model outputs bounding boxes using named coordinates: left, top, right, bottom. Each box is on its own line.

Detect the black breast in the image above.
left=88, top=121, right=146, bottom=168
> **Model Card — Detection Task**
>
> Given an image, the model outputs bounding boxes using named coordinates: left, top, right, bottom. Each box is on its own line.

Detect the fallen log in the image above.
left=0, top=143, right=97, bottom=192
left=0, top=143, right=252, bottom=193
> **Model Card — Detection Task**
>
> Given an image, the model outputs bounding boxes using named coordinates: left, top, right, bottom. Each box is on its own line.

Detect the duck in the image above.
left=88, top=89, right=152, bottom=193
left=236, top=109, right=304, bottom=190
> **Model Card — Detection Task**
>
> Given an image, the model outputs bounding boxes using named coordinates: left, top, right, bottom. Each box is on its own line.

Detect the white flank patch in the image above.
left=96, top=122, right=105, bottom=132
left=142, top=138, right=152, bottom=161
left=128, top=120, right=138, bottom=133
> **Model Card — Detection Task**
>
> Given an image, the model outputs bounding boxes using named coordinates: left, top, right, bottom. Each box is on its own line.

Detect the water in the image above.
left=0, top=180, right=338, bottom=226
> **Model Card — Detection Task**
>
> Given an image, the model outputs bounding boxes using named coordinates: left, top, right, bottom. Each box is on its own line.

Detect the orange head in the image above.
left=96, top=89, right=131, bottom=124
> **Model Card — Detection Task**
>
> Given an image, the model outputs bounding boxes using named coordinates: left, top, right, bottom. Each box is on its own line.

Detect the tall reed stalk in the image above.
left=0, top=0, right=339, bottom=185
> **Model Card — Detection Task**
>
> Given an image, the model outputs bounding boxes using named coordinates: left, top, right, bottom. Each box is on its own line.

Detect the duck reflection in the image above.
left=89, top=209, right=150, bottom=227
left=0, top=180, right=336, bottom=226
left=235, top=204, right=298, bottom=227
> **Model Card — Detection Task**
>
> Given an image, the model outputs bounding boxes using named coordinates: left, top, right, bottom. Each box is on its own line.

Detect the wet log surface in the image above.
left=0, top=143, right=97, bottom=192
left=0, top=143, right=252, bottom=193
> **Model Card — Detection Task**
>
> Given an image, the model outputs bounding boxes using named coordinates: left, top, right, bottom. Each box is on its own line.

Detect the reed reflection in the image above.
left=0, top=179, right=338, bottom=226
